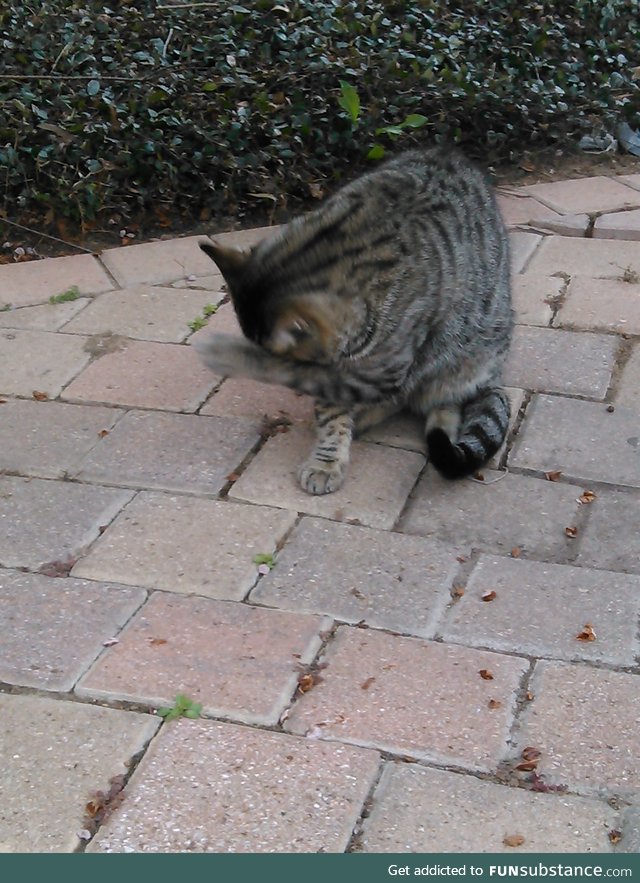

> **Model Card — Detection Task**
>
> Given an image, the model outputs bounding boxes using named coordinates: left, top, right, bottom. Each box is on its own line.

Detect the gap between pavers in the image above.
left=0, top=253, right=113, bottom=309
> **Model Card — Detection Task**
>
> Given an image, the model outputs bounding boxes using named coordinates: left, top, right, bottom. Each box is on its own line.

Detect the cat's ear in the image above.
left=199, top=241, right=249, bottom=281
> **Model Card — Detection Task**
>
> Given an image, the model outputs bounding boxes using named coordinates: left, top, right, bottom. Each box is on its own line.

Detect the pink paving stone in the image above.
left=614, top=174, right=640, bottom=192
left=1, top=693, right=159, bottom=853
left=61, top=339, right=218, bottom=411
left=89, top=718, right=379, bottom=853
left=62, top=284, right=226, bottom=342
left=99, top=235, right=223, bottom=287
left=0, top=298, right=90, bottom=331
left=526, top=235, right=640, bottom=279
left=496, top=192, right=562, bottom=227
left=520, top=176, right=640, bottom=214
left=71, top=492, right=296, bottom=600
left=511, top=274, right=560, bottom=326
left=0, top=329, right=91, bottom=397
left=201, top=377, right=314, bottom=423
left=503, top=326, right=618, bottom=399
left=0, top=570, right=146, bottom=691
left=515, top=661, right=640, bottom=797
left=361, top=764, right=618, bottom=853
left=77, top=592, right=329, bottom=726
left=229, top=428, right=425, bottom=531
left=285, top=626, right=528, bottom=771
left=0, top=254, right=112, bottom=308
left=210, top=225, right=280, bottom=249
left=440, top=555, right=640, bottom=666
left=616, top=345, right=640, bottom=410
left=509, top=231, right=543, bottom=274
left=556, top=277, right=640, bottom=335
left=594, top=208, right=640, bottom=240
left=528, top=213, right=590, bottom=237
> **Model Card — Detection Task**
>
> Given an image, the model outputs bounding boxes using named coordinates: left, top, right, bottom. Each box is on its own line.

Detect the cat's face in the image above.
left=199, top=240, right=338, bottom=363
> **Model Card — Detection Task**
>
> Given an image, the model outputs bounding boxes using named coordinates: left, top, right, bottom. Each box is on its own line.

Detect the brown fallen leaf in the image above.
left=510, top=547, right=522, bottom=559
left=516, top=745, right=542, bottom=771
left=481, top=590, right=497, bottom=602
left=488, top=699, right=502, bottom=709
left=225, top=471, right=240, bottom=482
left=452, top=585, right=465, bottom=597
left=148, top=637, right=168, bottom=646
left=608, top=829, right=623, bottom=845
left=473, top=471, right=485, bottom=481
left=298, top=673, right=314, bottom=693
left=576, top=623, right=596, bottom=642
left=479, top=669, right=494, bottom=680
left=98, top=429, right=110, bottom=438
left=503, top=834, right=525, bottom=848
left=544, top=470, right=562, bottom=482
left=578, top=490, right=596, bottom=504
left=361, top=676, right=376, bottom=690
left=456, top=556, right=467, bottom=564
left=32, top=390, right=48, bottom=401
left=564, top=525, right=578, bottom=538
left=525, top=691, right=535, bottom=701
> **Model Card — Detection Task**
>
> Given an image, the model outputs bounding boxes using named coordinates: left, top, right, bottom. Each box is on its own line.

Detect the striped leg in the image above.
left=299, top=402, right=354, bottom=495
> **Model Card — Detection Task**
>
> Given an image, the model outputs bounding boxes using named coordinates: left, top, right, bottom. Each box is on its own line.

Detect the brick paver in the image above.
left=74, top=409, right=260, bottom=494
left=62, top=285, right=225, bottom=342
left=285, top=626, right=528, bottom=771
left=0, top=298, right=90, bottom=331
left=0, top=693, right=158, bottom=852
left=511, top=395, right=640, bottom=488
left=3, top=170, right=640, bottom=853
left=360, top=764, right=617, bottom=853
left=504, top=326, right=618, bottom=398
left=78, top=592, right=328, bottom=725
left=99, top=236, right=221, bottom=286
left=230, top=428, right=425, bottom=530
left=0, top=328, right=91, bottom=397
left=0, top=253, right=112, bottom=309
left=61, top=339, right=217, bottom=411
left=520, top=176, right=640, bottom=213
left=0, top=399, right=123, bottom=479
left=515, top=661, right=640, bottom=797
left=89, top=718, right=378, bottom=853
left=575, top=488, right=640, bottom=575
left=72, top=492, right=296, bottom=599
left=250, top=517, right=461, bottom=637
left=440, top=555, right=640, bottom=666
left=399, top=469, right=584, bottom=562
left=0, top=570, right=146, bottom=690
left=0, top=476, right=133, bottom=570
left=556, top=276, right=640, bottom=334
left=616, top=344, right=640, bottom=410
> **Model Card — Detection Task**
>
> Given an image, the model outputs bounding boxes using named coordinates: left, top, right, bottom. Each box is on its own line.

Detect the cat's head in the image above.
left=199, top=240, right=339, bottom=362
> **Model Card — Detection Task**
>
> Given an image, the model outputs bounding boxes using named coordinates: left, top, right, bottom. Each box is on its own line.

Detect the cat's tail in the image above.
left=426, top=388, right=510, bottom=479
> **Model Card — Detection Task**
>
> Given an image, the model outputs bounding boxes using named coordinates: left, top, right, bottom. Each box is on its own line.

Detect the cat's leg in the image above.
left=351, top=402, right=403, bottom=436
left=299, top=402, right=354, bottom=495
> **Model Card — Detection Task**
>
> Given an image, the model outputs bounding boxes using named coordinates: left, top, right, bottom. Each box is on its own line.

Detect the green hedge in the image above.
left=0, top=0, right=638, bottom=227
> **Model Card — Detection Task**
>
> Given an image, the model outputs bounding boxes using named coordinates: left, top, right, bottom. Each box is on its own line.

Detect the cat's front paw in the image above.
left=192, top=333, right=261, bottom=378
left=299, top=458, right=346, bottom=495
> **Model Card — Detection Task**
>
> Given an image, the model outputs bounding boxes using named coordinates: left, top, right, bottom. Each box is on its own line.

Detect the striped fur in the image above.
left=195, top=148, right=513, bottom=494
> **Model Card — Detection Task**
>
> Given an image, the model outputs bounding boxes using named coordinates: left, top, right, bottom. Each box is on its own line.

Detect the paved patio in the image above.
left=1, top=172, right=640, bottom=853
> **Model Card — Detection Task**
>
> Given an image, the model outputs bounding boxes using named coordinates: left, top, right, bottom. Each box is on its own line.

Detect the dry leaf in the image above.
left=608, top=829, right=623, bottom=844
left=488, top=699, right=502, bottom=709
left=298, top=673, right=314, bottom=693
left=576, top=623, right=596, bottom=642
left=577, top=490, right=596, bottom=504
left=452, top=585, right=465, bottom=597
left=525, top=691, right=534, bottom=701
left=225, top=471, right=240, bottom=482
left=360, top=676, right=376, bottom=690
left=481, top=590, right=497, bottom=602
left=564, top=525, right=578, bottom=538
left=510, top=547, right=522, bottom=558
left=479, top=669, right=494, bottom=680
left=544, top=470, right=562, bottom=482
left=98, top=429, right=110, bottom=438
left=521, top=746, right=542, bottom=762
left=456, top=555, right=467, bottom=564
left=473, top=471, right=485, bottom=481
left=503, top=834, right=525, bottom=848
left=148, top=637, right=168, bottom=646
left=32, top=390, right=48, bottom=401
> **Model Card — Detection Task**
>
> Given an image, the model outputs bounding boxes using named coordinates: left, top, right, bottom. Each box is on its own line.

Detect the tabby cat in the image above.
left=195, top=148, right=513, bottom=495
